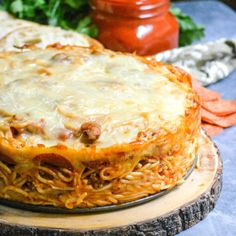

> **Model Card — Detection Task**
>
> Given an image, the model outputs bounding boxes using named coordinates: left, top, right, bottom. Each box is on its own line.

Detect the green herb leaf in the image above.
left=64, top=0, right=86, bottom=9
left=170, top=7, right=205, bottom=47
left=10, top=0, right=23, bottom=14
left=1, top=0, right=98, bottom=37
left=1, top=1, right=203, bottom=47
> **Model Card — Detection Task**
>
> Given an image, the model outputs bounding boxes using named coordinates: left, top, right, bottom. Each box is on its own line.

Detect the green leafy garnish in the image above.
left=170, top=7, right=205, bottom=47
left=1, top=0, right=98, bottom=37
left=1, top=1, right=204, bottom=46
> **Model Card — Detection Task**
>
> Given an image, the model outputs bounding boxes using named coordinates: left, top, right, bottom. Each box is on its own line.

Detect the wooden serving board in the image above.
left=0, top=134, right=222, bottom=236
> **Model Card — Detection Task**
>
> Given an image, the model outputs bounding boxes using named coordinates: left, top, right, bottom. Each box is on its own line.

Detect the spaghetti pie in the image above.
left=0, top=45, right=200, bottom=208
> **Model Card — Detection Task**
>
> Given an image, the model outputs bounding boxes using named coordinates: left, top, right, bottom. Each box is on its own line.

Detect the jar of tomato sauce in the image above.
left=90, top=0, right=179, bottom=56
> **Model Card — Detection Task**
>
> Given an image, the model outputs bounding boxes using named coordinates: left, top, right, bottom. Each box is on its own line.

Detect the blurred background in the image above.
left=173, top=0, right=236, bottom=10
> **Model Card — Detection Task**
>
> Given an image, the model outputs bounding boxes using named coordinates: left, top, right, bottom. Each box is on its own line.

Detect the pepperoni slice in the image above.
left=201, top=123, right=223, bottom=136
left=191, top=78, right=202, bottom=90
left=192, top=79, right=221, bottom=101
left=0, top=153, right=16, bottom=164
left=201, top=108, right=236, bottom=128
left=33, top=153, right=73, bottom=170
left=197, top=87, right=221, bottom=102
left=202, top=100, right=236, bottom=116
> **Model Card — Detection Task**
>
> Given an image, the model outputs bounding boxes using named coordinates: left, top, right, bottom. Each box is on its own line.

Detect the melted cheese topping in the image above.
left=0, top=47, right=190, bottom=148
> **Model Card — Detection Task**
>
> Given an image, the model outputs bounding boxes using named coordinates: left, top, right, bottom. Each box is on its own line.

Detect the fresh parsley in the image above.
left=1, top=0, right=98, bottom=37
left=1, top=1, right=204, bottom=47
left=170, top=7, right=205, bottom=47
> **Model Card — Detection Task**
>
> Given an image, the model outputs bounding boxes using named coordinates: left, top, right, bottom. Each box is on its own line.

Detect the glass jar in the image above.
left=90, top=0, right=179, bottom=56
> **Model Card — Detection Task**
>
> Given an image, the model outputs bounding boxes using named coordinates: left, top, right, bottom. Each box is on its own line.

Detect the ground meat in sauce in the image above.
left=80, top=122, right=101, bottom=142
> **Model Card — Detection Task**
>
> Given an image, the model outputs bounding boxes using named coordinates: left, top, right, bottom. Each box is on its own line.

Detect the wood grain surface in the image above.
left=0, top=133, right=222, bottom=236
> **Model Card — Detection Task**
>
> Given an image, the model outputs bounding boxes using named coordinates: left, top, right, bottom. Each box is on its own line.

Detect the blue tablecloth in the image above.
left=174, top=1, right=236, bottom=235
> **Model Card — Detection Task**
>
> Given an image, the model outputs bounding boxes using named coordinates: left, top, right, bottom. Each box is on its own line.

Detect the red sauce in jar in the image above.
left=90, top=0, right=179, bottom=56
